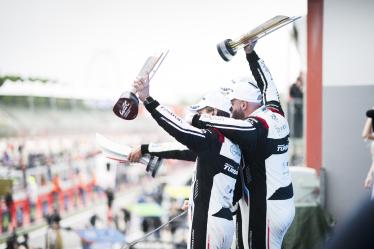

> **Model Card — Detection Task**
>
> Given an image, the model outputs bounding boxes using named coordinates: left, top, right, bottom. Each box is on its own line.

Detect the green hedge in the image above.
left=0, top=75, right=54, bottom=87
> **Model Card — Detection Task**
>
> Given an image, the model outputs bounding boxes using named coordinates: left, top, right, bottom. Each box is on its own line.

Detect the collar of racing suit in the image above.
left=247, top=105, right=267, bottom=117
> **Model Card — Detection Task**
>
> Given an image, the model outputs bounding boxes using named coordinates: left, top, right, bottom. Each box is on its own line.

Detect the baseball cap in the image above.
left=224, top=79, right=262, bottom=103
left=189, top=90, right=231, bottom=114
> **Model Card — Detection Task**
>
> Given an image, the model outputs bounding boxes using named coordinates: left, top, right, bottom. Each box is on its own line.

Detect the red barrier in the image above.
left=0, top=180, right=100, bottom=236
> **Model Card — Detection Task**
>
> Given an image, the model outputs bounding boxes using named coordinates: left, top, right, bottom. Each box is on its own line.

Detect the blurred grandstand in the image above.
left=0, top=77, right=182, bottom=137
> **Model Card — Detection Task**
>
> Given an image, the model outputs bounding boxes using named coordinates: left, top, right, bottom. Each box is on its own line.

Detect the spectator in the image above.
left=288, top=72, right=305, bottom=165
left=289, top=73, right=304, bottom=99
left=1, top=197, right=11, bottom=233
left=5, top=191, right=14, bottom=231
left=76, top=169, right=87, bottom=205
left=2, top=149, right=11, bottom=177
left=5, top=232, right=18, bottom=249
left=102, top=162, right=116, bottom=222
left=121, top=208, right=131, bottom=232
left=18, top=144, right=27, bottom=188
left=363, top=107, right=374, bottom=198
left=46, top=210, right=63, bottom=249
left=89, top=214, right=102, bottom=228
left=51, top=175, right=62, bottom=210
left=27, top=176, right=39, bottom=223
left=289, top=72, right=304, bottom=139
left=105, top=187, right=114, bottom=213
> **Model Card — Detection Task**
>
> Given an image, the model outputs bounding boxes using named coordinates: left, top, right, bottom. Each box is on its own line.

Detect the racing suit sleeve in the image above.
left=143, top=97, right=211, bottom=153
left=246, top=51, right=285, bottom=115
left=191, top=114, right=267, bottom=150
left=140, top=142, right=197, bottom=162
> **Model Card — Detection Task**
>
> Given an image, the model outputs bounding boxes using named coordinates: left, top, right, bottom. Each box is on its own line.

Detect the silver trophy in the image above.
left=217, top=15, right=301, bottom=61
left=113, top=50, right=168, bottom=120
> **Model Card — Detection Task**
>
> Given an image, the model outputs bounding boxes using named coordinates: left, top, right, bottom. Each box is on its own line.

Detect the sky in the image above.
left=0, top=0, right=307, bottom=104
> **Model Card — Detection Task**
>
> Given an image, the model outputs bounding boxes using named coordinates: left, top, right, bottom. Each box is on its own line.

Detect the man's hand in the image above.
left=244, top=40, right=257, bottom=54
left=133, top=74, right=150, bottom=102
left=128, top=146, right=142, bottom=163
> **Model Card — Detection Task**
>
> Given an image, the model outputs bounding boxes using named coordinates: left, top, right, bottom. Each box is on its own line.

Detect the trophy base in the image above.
left=217, top=39, right=237, bottom=61
left=113, top=91, right=139, bottom=120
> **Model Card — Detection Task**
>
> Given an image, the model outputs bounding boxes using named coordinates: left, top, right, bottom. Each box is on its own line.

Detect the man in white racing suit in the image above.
left=191, top=42, right=295, bottom=249
left=130, top=82, right=241, bottom=249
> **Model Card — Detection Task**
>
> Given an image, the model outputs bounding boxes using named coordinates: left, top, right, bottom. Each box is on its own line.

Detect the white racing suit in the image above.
left=142, top=99, right=241, bottom=249
left=192, top=51, right=295, bottom=249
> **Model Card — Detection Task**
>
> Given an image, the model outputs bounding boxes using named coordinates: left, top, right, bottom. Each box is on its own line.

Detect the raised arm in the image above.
left=246, top=50, right=284, bottom=115
left=143, top=98, right=212, bottom=152
left=133, top=76, right=210, bottom=152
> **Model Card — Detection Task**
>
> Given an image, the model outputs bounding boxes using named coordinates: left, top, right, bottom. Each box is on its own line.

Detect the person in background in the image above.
left=46, top=210, right=63, bottom=249
left=17, top=144, right=27, bottom=188
left=363, top=107, right=374, bottom=198
left=51, top=174, right=62, bottom=210
left=2, top=148, right=12, bottom=177
left=27, top=176, right=38, bottom=223
left=76, top=169, right=87, bottom=206
left=104, top=162, right=115, bottom=222
left=5, top=191, right=15, bottom=231
left=288, top=72, right=305, bottom=165
left=5, top=232, right=18, bottom=249
left=289, top=73, right=304, bottom=100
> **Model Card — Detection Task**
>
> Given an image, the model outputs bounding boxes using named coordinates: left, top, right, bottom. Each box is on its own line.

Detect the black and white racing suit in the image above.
left=140, top=142, right=197, bottom=162
left=142, top=97, right=241, bottom=249
left=192, top=51, right=295, bottom=249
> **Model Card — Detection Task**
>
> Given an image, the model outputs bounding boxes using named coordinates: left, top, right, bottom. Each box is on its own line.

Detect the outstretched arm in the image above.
left=128, top=142, right=197, bottom=162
